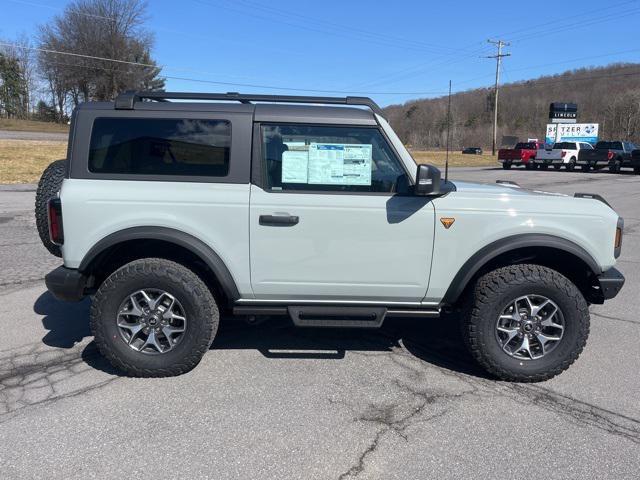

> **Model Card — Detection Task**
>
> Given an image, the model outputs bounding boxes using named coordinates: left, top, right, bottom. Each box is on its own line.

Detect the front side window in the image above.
left=261, top=124, right=408, bottom=193
left=89, top=118, right=231, bottom=177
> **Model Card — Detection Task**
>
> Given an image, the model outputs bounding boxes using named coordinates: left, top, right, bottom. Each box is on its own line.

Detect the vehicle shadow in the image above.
left=34, top=291, right=91, bottom=348
left=211, top=312, right=490, bottom=379
left=34, top=291, right=489, bottom=379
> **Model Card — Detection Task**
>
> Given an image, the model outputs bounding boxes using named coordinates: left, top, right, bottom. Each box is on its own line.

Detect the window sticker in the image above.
left=308, top=143, right=372, bottom=185
left=281, top=150, right=309, bottom=183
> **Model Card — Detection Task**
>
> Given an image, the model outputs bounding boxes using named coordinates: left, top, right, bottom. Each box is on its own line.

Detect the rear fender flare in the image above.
left=79, top=226, right=240, bottom=301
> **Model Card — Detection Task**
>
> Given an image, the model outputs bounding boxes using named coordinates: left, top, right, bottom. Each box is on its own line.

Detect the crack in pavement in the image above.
left=0, top=341, right=117, bottom=423
left=335, top=330, right=640, bottom=479
left=591, top=311, right=639, bottom=325
left=398, top=338, right=640, bottom=444
left=334, top=347, right=481, bottom=479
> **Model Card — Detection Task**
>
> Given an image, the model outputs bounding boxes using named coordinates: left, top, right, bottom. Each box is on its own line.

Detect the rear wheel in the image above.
left=581, top=164, right=591, bottom=172
left=462, top=264, right=589, bottom=382
left=609, top=159, right=621, bottom=173
left=35, top=159, right=67, bottom=257
left=525, top=162, right=534, bottom=170
left=90, top=258, right=219, bottom=377
left=634, top=166, right=640, bottom=175
left=539, top=164, right=549, bottom=170
left=567, top=158, right=576, bottom=171
left=502, top=162, right=512, bottom=170
left=553, top=165, right=561, bottom=170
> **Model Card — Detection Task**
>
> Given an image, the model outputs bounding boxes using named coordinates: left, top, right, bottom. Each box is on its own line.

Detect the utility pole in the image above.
left=486, top=39, right=510, bottom=155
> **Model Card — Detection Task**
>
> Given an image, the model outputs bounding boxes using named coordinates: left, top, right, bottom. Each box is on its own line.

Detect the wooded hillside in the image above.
left=384, top=63, right=640, bottom=149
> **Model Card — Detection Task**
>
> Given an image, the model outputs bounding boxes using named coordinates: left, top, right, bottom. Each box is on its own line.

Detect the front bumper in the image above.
left=45, top=266, right=88, bottom=302
left=595, top=267, right=625, bottom=301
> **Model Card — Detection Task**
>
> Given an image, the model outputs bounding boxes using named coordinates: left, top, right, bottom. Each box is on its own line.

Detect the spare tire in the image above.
left=35, top=159, right=67, bottom=257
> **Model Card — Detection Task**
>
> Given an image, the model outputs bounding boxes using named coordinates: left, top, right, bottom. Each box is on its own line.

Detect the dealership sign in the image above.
left=545, top=123, right=599, bottom=144
left=549, top=102, right=577, bottom=123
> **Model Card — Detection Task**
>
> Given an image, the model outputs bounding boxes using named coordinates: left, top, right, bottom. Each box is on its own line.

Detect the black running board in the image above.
left=288, top=306, right=387, bottom=328
left=232, top=304, right=441, bottom=328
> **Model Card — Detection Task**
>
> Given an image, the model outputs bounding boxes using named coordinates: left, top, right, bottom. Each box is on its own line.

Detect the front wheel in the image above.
left=90, top=258, right=219, bottom=377
left=634, top=166, right=640, bottom=175
left=462, top=264, right=589, bottom=382
left=539, top=164, right=549, bottom=170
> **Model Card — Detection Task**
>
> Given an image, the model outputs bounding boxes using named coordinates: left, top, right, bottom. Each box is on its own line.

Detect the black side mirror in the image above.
left=414, top=164, right=441, bottom=196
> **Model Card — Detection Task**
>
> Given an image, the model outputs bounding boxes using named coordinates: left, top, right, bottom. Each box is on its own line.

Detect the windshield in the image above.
left=595, top=141, right=623, bottom=150
left=554, top=142, right=576, bottom=149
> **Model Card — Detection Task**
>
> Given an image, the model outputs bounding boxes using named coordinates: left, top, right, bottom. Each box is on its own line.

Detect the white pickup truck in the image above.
left=534, top=141, right=594, bottom=171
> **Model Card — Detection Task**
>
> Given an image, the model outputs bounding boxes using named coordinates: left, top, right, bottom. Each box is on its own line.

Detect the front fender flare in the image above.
left=441, top=233, right=601, bottom=305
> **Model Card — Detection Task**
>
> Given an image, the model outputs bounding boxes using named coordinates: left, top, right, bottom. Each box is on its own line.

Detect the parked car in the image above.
left=462, top=147, right=483, bottom=155
left=498, top=141, right=546, bottom=169
left=631, top=149, right=640, bottom=175
left=37, top=91, right=625, bottom=382
left=534, top=141, right=594, bottom=171
left=577, top=141, right=637, bottom=173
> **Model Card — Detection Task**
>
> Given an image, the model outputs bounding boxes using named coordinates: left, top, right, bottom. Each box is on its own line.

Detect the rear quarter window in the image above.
left=88, top=118, right=231, bottom=176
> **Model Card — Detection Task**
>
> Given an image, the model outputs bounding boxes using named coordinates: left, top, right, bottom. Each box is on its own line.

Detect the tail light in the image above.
left=561, top=151, right=566, bottom=158
left=607, top=151, right=614, bottom=160
left=47, top=198, right=64, bottom=245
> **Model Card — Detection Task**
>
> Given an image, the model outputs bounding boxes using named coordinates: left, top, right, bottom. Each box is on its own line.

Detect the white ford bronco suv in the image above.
left=38, top=91, right=625, bottom=381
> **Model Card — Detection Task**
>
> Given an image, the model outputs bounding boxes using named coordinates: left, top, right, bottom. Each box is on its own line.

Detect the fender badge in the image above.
left=440, top=217, right=455, bottom=229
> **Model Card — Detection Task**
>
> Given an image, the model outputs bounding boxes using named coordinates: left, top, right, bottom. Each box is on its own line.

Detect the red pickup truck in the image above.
left=498, top=141, right=546, bottom=170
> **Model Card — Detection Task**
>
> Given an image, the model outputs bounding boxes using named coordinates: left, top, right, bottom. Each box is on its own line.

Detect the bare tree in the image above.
left=37, top=0, right=164, bottom=119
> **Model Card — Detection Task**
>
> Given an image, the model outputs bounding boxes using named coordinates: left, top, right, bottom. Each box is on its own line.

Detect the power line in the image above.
left=489, top=0, right=639, bottom=41
left=3, top=41, right=638, bottom=99
left=486, top=39, right=510, bottom=155
left=5, top=0, right=116, bottom=21
left=188, top=0, right=481, bottom=56
left=0, top=41, right=448, bottom=95
left=0, top=42, right=159, bottom=69
left=225, top=0, right=479, bottom=55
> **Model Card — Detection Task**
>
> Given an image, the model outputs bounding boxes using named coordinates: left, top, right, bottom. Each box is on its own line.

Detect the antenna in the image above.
left=445, top=79, right=452, bottom=183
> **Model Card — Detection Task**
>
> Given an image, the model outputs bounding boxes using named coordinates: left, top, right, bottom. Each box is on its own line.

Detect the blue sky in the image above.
left=2, top=0, right=639, bottom=106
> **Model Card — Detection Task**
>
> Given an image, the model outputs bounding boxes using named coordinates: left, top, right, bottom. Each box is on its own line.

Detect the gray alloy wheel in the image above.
left=495, top=294, right=564, bottom=360
left=116, top=288, right=188, bottom=354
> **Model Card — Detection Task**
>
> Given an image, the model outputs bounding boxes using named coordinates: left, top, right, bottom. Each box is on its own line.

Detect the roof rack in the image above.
left=114, top=91, right=385, bottom=117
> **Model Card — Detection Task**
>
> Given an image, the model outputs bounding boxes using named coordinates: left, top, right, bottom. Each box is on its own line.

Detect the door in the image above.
left=249, top=123, right=435, bottom=303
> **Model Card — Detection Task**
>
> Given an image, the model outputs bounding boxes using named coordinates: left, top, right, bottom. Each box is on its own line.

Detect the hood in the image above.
left=451, top=181, right=567, bottom=197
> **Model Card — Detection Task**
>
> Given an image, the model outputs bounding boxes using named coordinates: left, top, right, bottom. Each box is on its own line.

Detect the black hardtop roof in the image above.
left=77, top=91, right=382, bottom=125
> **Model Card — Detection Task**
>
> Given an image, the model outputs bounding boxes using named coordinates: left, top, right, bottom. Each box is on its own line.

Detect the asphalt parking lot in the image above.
left=1, top=167, right=639, bottom=479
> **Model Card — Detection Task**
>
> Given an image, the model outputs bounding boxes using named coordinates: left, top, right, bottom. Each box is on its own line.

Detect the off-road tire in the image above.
left=35, top=159, right=67, bottom=257
left=501, top=162, right=511, bottom=170
left=609, top=158, right=621, bottom=173
left=90, top=258, right=219, bottom=377
left=462, top=264, right=589, bottom=382
left=567, top=158, right=576, bottom=171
